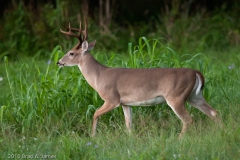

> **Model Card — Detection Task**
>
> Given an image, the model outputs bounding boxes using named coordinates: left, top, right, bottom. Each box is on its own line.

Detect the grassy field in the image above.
left=0, top=38, right=240, bottom=159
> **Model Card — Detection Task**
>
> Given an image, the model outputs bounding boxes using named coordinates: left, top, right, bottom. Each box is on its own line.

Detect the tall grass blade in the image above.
left=4, top=56, right=16, bottom=106
left=0, top=106, right=6, bottom=124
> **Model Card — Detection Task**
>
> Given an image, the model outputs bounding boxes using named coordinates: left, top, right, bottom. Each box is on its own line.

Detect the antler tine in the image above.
left=64, top=23, right=81, bottom=32
left=82, top=18, right=88, bottom=41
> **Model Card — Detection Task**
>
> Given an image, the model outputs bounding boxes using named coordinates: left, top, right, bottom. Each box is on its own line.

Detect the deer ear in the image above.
left=82, top=41, right=88, bottom=54
left=88, top=40, right=96, bottom=51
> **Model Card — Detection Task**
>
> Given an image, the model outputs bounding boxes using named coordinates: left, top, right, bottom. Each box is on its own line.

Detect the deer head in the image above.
left=57, top=19, right=96, bottom=67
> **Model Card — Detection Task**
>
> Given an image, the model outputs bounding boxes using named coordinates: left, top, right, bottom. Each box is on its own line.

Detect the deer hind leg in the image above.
left=92, top=102, right=119, bottom=137
left=187, top=92, right=220, bottom=125
left=122, top=106, right=132, bottom=133
left=166, top=99, right=193, bottom=138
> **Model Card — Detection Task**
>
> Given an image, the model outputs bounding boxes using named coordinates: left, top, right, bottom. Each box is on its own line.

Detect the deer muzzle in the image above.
left=57, top=61, right=65, bottom=67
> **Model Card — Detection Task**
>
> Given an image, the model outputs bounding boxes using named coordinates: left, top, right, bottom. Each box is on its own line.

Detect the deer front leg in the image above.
left=92, top=102, right=119, bottom=137
left=122, top=106, right=132, bottom=133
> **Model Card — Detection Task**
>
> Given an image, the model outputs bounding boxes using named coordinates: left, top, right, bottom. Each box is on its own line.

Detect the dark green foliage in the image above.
left=0, top=1, right=240, bottom=59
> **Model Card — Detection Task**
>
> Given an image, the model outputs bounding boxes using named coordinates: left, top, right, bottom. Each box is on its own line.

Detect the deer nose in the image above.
left=57, top=61, right=65, bottom=67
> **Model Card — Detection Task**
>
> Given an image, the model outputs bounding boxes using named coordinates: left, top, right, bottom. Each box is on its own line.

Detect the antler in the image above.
left=60, top=18, right=88, bottom=44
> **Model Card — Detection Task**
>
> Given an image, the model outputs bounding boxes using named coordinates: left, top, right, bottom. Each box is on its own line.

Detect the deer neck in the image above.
left=78, top=53, right=106, bottom=90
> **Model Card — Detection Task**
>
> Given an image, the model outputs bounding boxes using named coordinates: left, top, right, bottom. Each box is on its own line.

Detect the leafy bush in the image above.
left=0, top=1, right=240, bottom=60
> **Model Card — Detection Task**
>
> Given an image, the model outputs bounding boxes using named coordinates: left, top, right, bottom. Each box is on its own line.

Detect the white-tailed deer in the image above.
left=57, top=19, right=219, bottom=138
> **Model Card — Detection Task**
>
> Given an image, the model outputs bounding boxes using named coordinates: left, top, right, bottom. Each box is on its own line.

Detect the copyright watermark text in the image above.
left=4, top=153, right=57, bottom=159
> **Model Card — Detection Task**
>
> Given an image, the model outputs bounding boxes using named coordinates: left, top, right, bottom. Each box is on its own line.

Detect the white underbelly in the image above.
left=123, top=96, right=166, bottom=106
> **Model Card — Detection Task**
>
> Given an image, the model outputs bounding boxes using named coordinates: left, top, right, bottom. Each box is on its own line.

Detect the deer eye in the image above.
left=69, top=52, right=74, bottom=56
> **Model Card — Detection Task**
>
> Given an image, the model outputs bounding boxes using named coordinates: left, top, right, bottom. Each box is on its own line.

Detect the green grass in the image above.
left=1, top=116, right=240, bottom=159
left=0, top=38, right=240, bottom=159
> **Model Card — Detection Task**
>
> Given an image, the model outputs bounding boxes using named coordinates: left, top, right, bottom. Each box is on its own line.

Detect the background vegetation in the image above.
left=0, top=0, right=240, bottom=159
